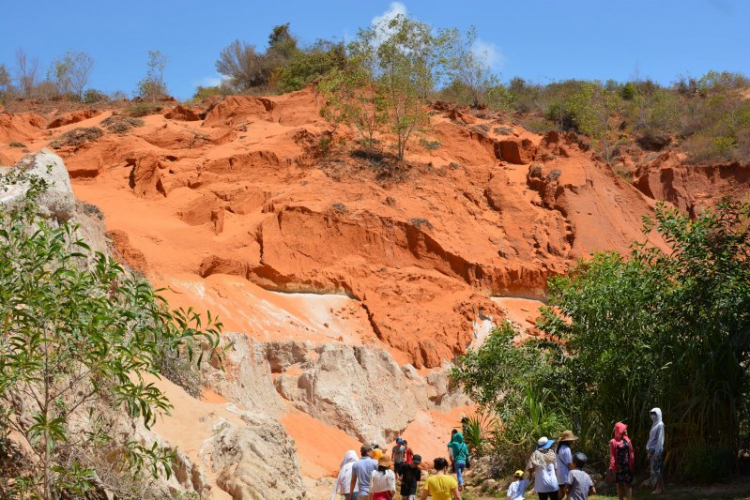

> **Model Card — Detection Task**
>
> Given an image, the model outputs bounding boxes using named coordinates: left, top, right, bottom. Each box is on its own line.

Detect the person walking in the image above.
left=351, top=445, right=378, bottom=499
left=565, top=453, right=595, bottom=500
left=527, top=436, right=558, bottom=500
left=646, top=408, right=665, bottom=494
left=421, top=457, right=462, bottom=500
left=332, top=450, right=359, bottom=500
left=608, top=422, right=634, bottom=500
left=392, top=438, right=407, bottom=478
left=400, top=454, right=423, bottom=500
left=403, top=440, right=414, bottom=468
left=556, top=430, right=577, bottom=500
left=506, top=470, right=529, bottom=500
left=369, top=455, right=396, bottom=500
left=447, top=432, right=470, bottom=490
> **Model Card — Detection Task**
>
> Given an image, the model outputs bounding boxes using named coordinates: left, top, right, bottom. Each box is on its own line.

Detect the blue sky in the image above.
left=1, top=0, right=748, bottom=99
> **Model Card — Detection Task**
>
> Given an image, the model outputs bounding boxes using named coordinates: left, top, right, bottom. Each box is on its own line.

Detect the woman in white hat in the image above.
left=527, top=436, right=559, bottom=500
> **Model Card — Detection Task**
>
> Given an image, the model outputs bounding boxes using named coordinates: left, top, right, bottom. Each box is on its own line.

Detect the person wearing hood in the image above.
left=448, top=432, right=470, bottom=490
left=526, top=436, right=559, bottom=500
left=646, top=408, right=665, bottom=494
left=608, top=422, right=634, bottom=500
left=332, top=450, right=359, bottom=500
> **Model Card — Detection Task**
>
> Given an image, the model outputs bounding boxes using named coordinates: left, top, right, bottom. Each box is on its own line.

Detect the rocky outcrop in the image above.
left=0, top=111, right=45, bottom=143
left=202, top=334, right=467, bottom=446
left=165, top=105, right=201, bottom=121
left=495, top=137, right=535, bottom=164
left=634, top=153, right=750, bottom=215
left=270, top=340, right=467, bottom=443
left=2, top=150, right=77, bottom=221
left=47, top=109, right=102, bottom=129
left=204, top=414, right=306, bottom=500
left=128, top=152, right=166, bottom=198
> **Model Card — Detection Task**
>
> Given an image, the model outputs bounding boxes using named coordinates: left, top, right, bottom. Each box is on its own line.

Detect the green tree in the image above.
left=454, top=200, right=750, bottom=477
left=0, top=171, right=222, bottom=498
left=319, top=29, right=387, bottom=151
left=375, top=14, right=450, bottom=161
left=48, top=50, right=94, bottom=100
left=443, top=26, right=498, bottom=109
left=216, top=40, right=272, bottom=91
left=136, top=50, right=169, bottom=101
left=277, top=39, right=346, bottom=93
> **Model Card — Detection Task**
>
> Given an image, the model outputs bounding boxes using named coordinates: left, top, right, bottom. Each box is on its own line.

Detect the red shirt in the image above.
left=405, top=447, right=414, bottom=464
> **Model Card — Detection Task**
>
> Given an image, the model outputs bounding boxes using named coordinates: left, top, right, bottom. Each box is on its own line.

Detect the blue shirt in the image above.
left=351, top=457, right=378, bottom=494
left=556, top=444, right=573, bottom=485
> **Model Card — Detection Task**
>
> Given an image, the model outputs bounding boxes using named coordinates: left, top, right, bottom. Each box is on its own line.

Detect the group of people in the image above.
left=331, top=407, right=665, bottom=500
left=524, top=408, right=666, bottom=500
left=331, top=436, right=464, bottom=500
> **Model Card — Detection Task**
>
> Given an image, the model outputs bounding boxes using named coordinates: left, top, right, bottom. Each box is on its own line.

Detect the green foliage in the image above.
left=48, top=50, right=94, bottom=100
left=101, top=115, right=145, bottom=134
left=419, top=138, right=441, bottom=151
left=136, top=50, right=169, bottom=101
left=319, top=34, right=388, bottom=151
left=83, top=88, right=107, bottom=103
left=442, top=26, right=498, bottom=108
left=322, top=13, right=453, bottom=161
left=48, top=127, right=104, bottom=149
left=276, top=40, right=346, bottom=93
left=125, top=102, right=163, bottom=118
left=191, top=85, right=226, bottom=103
left=216, top=40, right=274, bottom=91
left=462, top=412, right=498, bottom=457
left=0, top=64, right=11, bottom=99
left=0, top=171, right=222, bottom=498
left=454, top=200, right=750, bottom=478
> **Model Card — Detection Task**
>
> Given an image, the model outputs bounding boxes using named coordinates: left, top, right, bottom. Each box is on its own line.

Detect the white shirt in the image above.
left=369, top=469, right=396, bottom=494
left=534, top=463, right=558, bottom=494
left=507, top=478, right=529, bottom=499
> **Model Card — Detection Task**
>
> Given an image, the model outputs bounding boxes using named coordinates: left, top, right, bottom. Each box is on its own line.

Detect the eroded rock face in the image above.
left=204, top=414, right=306, bottom=500
left=634, top=153, right=750, bottom=215
left=47, top=109, right=102, bottom=129
left=270, top=340, right=467, bottom=444
left=202, top=334, right=286, bottom=417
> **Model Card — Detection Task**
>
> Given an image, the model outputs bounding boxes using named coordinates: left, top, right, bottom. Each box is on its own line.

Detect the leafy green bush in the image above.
left=101, top=115, right=145, bottom=134
left=276, top=39, right=346, bottom=93
left=48, top=127, right=104, bottom=149
left=0, top=171, right=222, bottom=498
left=125, top=102, right=163, bottom=117
left=454, top=200, right=750, bottom=478
left=191, top=85, right=226, bottom=103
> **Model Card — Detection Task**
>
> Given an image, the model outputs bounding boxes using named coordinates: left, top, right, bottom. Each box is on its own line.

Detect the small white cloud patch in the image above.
left=371, top=1, right=408, bottom=28
left=371, top=2, right=408, bottom=46
left=472, top=39, right=504, bottom=69
left=197, top=76, right=224, bottom=88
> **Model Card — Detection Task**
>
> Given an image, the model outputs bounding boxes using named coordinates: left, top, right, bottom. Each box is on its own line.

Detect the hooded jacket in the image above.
left=448, top=432, right=470, bottom=462
left=332, top=450, right=358, bottom=499
left=609, top=422, right=635, bottom=472
left=647, top=407, right=665, bottom=454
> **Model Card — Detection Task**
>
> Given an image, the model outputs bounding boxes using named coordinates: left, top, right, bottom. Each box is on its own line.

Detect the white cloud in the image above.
left=371, top=2, right=408, bottom=28
left=472, top=39, right=504, bottom=69
left=371, top=2, right=408, bottom=45
left=196, top=76, right=224, bottom=88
